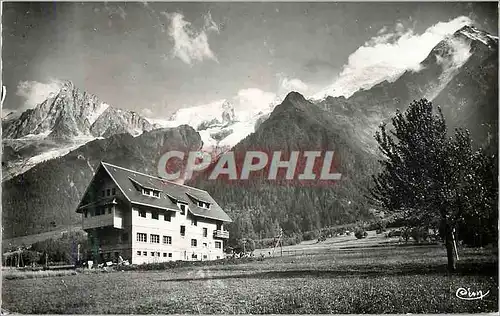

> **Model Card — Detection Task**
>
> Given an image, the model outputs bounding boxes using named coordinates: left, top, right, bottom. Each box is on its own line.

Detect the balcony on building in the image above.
left=213, top=230, right=229, bottom=239
left=79, top=198, right=124, bottom=230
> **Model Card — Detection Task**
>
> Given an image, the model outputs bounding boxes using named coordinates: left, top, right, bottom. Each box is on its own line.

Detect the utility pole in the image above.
left=272, top=227, right=283, bottom=257
left=280, top=229, right=283, bottom=257
left=243, top=239, right=246, bottom=255
left=452, top=228, right=459, bottom=261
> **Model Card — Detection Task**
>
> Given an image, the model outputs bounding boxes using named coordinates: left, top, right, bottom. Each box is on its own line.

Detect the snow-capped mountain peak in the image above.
left=3, top=81, right=153, bottom=140
left=149, top=91, right=282, bottom=151
left=86, top=102, right=110, bottom=126
left=454, top=25, right=498, bottom=48
left=3, top=81, right=156, bottom=179
left=60, top=79, right=75, bottom=91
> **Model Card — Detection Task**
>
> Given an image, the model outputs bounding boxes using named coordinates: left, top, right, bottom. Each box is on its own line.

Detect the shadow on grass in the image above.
left=157, top=261, right=498, bottom=283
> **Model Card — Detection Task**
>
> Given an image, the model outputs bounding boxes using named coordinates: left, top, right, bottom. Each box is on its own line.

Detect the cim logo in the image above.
left=157, top=150, right=342, bottom=185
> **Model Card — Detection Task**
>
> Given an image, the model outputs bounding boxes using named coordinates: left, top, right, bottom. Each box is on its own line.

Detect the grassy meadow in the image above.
left=2, top=233, right=498, bottom=314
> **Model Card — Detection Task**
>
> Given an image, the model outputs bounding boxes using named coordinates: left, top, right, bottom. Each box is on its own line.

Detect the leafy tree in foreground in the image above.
left=369, top=99, right=497, bottom=272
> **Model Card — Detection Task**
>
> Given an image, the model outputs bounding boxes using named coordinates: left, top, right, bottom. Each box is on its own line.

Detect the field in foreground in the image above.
left=2, top=239, right=498, bottom=314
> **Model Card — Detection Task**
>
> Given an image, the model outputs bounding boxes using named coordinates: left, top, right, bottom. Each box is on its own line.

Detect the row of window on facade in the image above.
left=142, top=188, right=160, bottom=198
left=135, top=251, right=218, bottom=260
left=138, top=209, right=173, bottom=221
left=84, top=205, right=113, bottom=218
left=180, top=225, right=208, bottom=237
left=141, top=188, right=211, bottom=210
left=136, top=233, right=221, bottom=248
left=137, top=251, right=172, bottom=257
left=196, top=200, right=211, bottom=209
left=102, top=188, right=116, bottom=197
left=138, top=207, right=199, bottom=227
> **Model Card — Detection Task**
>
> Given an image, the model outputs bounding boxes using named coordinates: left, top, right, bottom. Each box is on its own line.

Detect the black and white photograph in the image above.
left=1, top=1, right=498, bottom=314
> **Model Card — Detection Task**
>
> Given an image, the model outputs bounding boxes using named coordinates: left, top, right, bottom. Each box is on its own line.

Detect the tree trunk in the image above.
left=445, top=224, right=457, bottom=272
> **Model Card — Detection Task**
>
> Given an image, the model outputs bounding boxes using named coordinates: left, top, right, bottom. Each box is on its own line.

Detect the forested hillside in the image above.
left=2, top=126, right=202, bottom=238
left=188, top=92, right=380, bottom=243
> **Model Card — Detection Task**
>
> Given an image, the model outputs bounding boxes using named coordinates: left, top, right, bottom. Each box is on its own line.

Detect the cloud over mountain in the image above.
left=15, top=79, right=64, bottom=109
left=279, top=77, right=309, bottom=95
left=315, top=16, right=473, bottom=99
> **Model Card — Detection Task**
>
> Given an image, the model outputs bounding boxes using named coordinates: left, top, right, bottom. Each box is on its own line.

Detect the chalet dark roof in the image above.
left=100, top=162, right=232, bottom=222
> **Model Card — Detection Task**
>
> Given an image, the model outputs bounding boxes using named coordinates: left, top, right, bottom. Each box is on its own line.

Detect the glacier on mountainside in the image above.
left=86, top=102, right=110, bottom=126
left=148, top=94, right=280, bottom=150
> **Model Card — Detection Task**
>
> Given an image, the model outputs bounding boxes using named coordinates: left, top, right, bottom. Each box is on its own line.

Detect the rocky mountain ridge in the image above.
left=3, top=80, right=153, bottom=140
left=2, top=81, right=156, bottom=180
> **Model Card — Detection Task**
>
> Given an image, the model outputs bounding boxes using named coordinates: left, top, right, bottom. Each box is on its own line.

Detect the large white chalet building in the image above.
left=76, top=161, right=232, bottom=264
